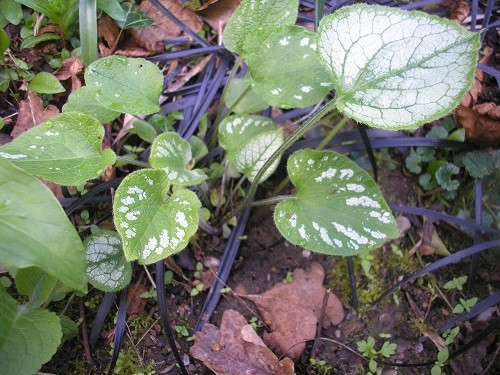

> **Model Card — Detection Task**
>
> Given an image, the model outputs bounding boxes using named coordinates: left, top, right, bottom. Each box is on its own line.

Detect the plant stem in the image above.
left=250, top=195, right=291, bottom=207
left=221, top=98, right=339, bottom=224
left=115, top=156, right=150, bottom=169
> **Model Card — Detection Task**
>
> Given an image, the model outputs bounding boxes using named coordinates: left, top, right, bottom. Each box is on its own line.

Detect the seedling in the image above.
left=357, top=336, right=397, bottom=374
left=442, top=327, right=460, bottom=345
left=431, top=348, right=449, bottom=375
left=443, top=276, right=467, bottom=291
left=283, top=271, right=294, bottom=284
left=309, top=357, right=334, bottom=375
left=453, top=297, right=478, bottom=314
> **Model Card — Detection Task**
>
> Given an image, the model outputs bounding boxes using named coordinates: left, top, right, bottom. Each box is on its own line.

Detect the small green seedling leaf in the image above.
left=128, top=119, right=158, bottom=143
left=462, top=150, right=495, bottom=178
left=443, top=276, right=467, bottom=291
left=274, top=149, right=399, bottom=256
left=15, top=267, right=57, bottom=308
left=0, top=157, right=87, bottom=293
left=113, top=169, right=201, bottom=264
left=223, top=0, right=299, bottom=55
left=218, top=115, right=283, bottom=182
left=150, top=132, right=207, bottom=186
left=405, top=153, right=422, bottom=174
left=0, top=112, right=116, bottom=185
left=435, top=162, right=460, bottom=191
left=224, top=78, right=268, bottom=114
left=117, top=2, right=153, bottom=29
left=29, top=72, right=65, bottom=94
left=97, top=0, right=127, bottom=24
left=437, top=348, right=449, bottom=363
left=0, top=287, right=62, bottom=375
left=20, top=33, right=61, bottom=49
left=0, top=0, right=23, bottom=25
left=84, top=231, right=132, bottom=292
left=84, top=56, right=162, bottom=115
left=63, top=86, right=120, bottom=123
left=244, top=25, right=334, bottom=108
left=188, top=135, right=208, bottom=163
left=317, top=4, right=480, bottom=130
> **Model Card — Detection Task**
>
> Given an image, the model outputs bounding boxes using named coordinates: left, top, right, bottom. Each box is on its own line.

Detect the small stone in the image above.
left=302, top=249, right=311, bottom=257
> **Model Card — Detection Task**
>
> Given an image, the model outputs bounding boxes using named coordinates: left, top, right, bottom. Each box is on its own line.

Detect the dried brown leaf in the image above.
left=98, top=14, right=121, bottom=55
left=198, top=0, right=241, bottom=32
left=130, top=0, right=203, bottom=53
left=443, top=0, right=469, bottom=24
left=454, top=104, right=500, bottom=144
left=12, top=92, right=59, bottom=137
left=127, top=275, right=148, bottom=316
left=53, top=57, right=84, bottom=92
left=190, top=309, right=295, bottom=375
left=239, top=262, right=344, bottom=361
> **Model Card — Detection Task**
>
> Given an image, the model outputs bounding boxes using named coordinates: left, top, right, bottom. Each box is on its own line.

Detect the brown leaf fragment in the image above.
left=98, top=14, right=121, bottom=55
left=11, top=92, right=59, bottom=137
left=190, top=309, right=294, bottom=375
left=454, top=104, right=500, bottom=144
left=126, top=275, right=148, bottom=316
left=53, top=57, right=84, bottom=92
left=239, top=262, right=344, bottom=361
left=130, top=0, right=203, bottom=53
left=198, top=0, right=241, bottom=32
left=443, top=0, right=469, bottom=24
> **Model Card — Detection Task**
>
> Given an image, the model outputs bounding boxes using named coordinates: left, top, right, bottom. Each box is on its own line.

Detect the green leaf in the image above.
left=437, top=348, right=449, bottom=363
left=0, top=287, right=62, bottom=375
left=0, top=112, right=116, bottom=185
left=97, top=0, right=127, bottom=24
left=218, top=114, right=283, bottom=182
left=15, top=267, right=57, bottom=308
left=117, top=3, right=153, bottom=30
left=419, top=173, right=438, bottom=191
left=405, top=153, right=422, bottom=174
left=128, top=119, right=158, bottom=143
left=29, top=71, right=65, bottom=94
left=431, top=365, right=442, bottom=375
left=426, top=126, right=448, bottom=140
left=0, top=0, right=23, bottom=25
left=16, top=0, right=78, bottom=39
left=59, top=315, right=80, bottom=344
left=188, top=135, right=208, bottom=163
left=62, top=86, right=120, bottom=123
left=274, top=149, right=399, bottom=256
left=0, top=68, right=16, bottom=92
left=462, top=150, right=495, bottom=178
left=225, top=78, right=268, bottom=115
left=380, top=341, right=397, bottom=357
left=150, top=132, right=208, bottom=186
left=0, top=158, right=87, bottom=292
left=435, top=162, right=459, bottom=191
left=84, top=56, right=162, bottom=115
left=0, top=28, right=9, bottom=58
left=113, top=169, right=201, bottom=264
left=244, top=25, right=334, bottom=108
left=317, top=4, right=480, bottom=130
left=224, top=0, right=299, bottom=55
left=20, top=32, right=61, bottom=49
left=84, top=231, right=132, bottom=292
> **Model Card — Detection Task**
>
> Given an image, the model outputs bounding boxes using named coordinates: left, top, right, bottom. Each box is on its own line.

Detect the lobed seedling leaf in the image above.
left=113, top=169, right=201, bottom=265
left=84, top=56, right=162, bottom=115
left=0, top=112, right=116, bottom=185
left=223, top=0, right=298, bottom=55
left=317, top=4, right=480, bottom=130
left=0, top=157, right=87, bottom=292
left=218, top=115, right=283, bottom=182
left=84, top=231, right=132, bottom=292
left=274, top=149, right=399, bottom=256
left=0, top=287, right=62, bottom=375
left=245, top=25, right=334, bottom=108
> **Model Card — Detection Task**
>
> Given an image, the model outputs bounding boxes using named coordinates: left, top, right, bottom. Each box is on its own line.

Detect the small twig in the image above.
left=310, top=289, right=330, bottom=359
left=79, top=298, right=95, bottom=365
left=143, top=265, right=157, bottom=289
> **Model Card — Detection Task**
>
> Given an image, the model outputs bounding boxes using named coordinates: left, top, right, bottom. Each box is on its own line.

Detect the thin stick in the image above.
left=310, top=290, right=330, bottom=359
left=79, top=298, right=95, bottom=365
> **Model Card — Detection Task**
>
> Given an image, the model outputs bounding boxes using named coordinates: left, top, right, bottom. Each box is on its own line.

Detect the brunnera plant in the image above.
left=0, top=2, right=479, bottom=373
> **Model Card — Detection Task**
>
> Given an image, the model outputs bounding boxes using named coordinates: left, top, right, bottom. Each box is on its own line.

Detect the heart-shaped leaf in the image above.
left=150, top=132, right=207, bottom=186
left=62, top=86, right=120, bottom=123
left=218, top=115, right=283, bottom=182
left=0, top=112, right=116, bottom=185
left=274, top=149, right=399, bottom=256
left=0, top=287, right=62, bottom=375
left=84, top=231, right=132, bottom=292
left=245, top=25, right=334, bottom=108
left=224, top=78, right=268, bottom=115
left=0, top=157, right=87, bottom=293
left=84, top=56, right=162, bottom=115
left=317, top=4, right=480, bottom=130
left=113, top=169, right=201, bottom=265
left=28, top=72, right=65, bottom=94
left=223, top=0, right=299, bottom=55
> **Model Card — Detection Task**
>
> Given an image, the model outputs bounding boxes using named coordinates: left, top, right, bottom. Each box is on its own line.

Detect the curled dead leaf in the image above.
left=443, top=0, right=469, bottom=24
left=53, top=57, right=84, bottom=92
left=190, top=309, right=294, bottom=375
left=238, top=262, right=344, bottom=361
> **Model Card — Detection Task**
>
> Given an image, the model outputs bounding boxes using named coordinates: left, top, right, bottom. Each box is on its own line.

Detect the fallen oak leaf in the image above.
left=190, top=309, right=294, bottom=375
left=238, top=262, right=344, bottom=361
